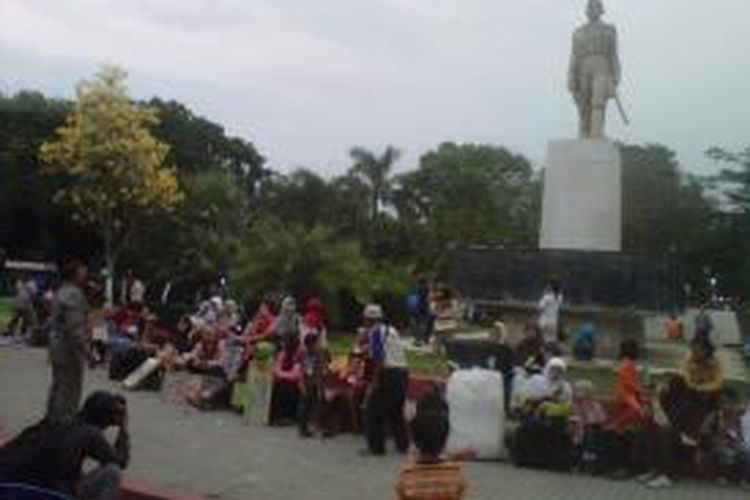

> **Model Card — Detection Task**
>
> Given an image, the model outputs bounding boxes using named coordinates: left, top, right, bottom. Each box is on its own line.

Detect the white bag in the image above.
left=123, top=357, right=161, bottom=390
left=445, top=368, right=505, bottom=459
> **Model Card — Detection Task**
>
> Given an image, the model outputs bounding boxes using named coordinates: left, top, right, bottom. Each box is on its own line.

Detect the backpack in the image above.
left=0, top=420, right=72, bottom=490
left=109, top=348, right=148, bottom=381
left=405, top=293, right=421, bottom=315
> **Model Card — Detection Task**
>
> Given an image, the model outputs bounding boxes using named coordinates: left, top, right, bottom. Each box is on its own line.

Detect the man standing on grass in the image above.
left=412, top=279, right=433, bottom=347
left=47, top=261, right=91, bottom=424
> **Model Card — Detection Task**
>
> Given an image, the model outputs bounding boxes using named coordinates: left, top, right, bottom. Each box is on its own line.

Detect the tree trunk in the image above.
left=105, top=255, right=115, bottom=307
left=103, top=225, right=115, bottom=307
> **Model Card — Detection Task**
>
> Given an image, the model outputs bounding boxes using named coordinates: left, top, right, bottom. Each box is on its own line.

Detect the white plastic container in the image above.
left=445, top=368, right=505, bottom=459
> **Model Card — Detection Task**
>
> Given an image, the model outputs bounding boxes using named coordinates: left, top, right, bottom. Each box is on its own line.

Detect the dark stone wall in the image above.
left=449, top=247, right=682, bottom=312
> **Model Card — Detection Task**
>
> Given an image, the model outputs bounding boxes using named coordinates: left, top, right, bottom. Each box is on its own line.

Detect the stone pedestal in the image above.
left=539, top=139, right=622, bottom=252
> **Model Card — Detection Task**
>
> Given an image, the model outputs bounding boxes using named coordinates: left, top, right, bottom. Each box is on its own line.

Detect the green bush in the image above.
left=230, top=216, right=410, bottom=328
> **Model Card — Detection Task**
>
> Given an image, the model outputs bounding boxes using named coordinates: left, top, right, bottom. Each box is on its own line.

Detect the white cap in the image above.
left=363, top=303, right=383, bottom=320
left=281, top=296, right=296, bottom=311
left=546, top=357, right=567, bottom=372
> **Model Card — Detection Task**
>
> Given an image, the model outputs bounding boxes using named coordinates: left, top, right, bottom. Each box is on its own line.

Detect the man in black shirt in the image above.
left=0, top=391, right=130, bottom=500
left=58, top=391, right=130, bottom=499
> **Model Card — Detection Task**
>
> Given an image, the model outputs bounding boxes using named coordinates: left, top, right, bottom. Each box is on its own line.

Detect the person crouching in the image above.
left=58, top=391, right=130, bottom=500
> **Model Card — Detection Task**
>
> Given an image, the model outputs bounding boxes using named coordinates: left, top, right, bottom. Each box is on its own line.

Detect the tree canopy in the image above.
left=1, top=67, right=747, bottom=320
left=39, top=67, right=183, bottom=302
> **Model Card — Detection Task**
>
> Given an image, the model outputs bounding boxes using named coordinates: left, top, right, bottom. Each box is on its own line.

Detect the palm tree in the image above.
left=348, top=145, right=400, bottom=221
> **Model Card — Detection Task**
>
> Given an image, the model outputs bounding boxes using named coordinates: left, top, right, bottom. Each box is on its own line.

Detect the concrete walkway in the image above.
left=1, top=347, right=748, bottom=500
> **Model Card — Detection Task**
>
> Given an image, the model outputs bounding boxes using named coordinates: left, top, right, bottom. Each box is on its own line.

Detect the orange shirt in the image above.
left=396, top=460, right=466, bottom=500
left=611, top=359, right=646, bottom=429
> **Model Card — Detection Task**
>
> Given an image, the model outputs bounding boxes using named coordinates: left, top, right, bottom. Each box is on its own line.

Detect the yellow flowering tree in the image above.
left=40, top=66, right=183, bottom=304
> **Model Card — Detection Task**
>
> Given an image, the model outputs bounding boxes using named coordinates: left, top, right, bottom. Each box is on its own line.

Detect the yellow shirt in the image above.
left=680, top=355, right=723, bottom=392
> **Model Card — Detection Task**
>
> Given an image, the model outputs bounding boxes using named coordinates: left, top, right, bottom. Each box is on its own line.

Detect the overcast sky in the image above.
left=1, top=0, right=749, bottom=176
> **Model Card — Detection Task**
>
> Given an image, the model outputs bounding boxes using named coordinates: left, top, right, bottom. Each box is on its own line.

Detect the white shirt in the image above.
left=130, top=280, right=146, bottom=303
left=384, top=326, right=407, bottom=368
left=370, top=324, right=407, bottom=369
left=538, top=292, right=563, bottom=329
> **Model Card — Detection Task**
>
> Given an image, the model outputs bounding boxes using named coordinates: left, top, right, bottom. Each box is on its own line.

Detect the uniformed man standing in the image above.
left=47, top=261, right=91, bottom=424
left=568, top=0, right=621, bottom=138
left=361, top=304, right=409, bottom=456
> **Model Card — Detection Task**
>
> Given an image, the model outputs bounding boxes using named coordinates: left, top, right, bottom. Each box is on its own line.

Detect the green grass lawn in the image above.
left=328, top=333, right=450, bottom=377
left=329, top=333, right=621, bottom=387
left=568, top=365, right=616, bottom=393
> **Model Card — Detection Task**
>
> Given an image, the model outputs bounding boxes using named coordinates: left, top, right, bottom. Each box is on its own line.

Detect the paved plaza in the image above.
left=0, top=347, right=747, bottom=500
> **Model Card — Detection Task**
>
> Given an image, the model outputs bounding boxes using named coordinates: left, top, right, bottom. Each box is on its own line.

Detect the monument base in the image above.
left=540, top=139, right=621, bottom=252
left=449, top=246, right=684, bottom=360
left=450, top=247, right=682, bottom=312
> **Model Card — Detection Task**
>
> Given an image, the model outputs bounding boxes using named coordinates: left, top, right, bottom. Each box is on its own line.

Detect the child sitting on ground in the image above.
left=396, top=392, right=467, bottom=500
left=570, top=379, right=606, bottom=474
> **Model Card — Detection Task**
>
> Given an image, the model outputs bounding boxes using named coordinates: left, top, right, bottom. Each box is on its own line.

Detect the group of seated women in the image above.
left=267, top=299, right=372, bottom=437
left=507, top=333, right=750, bottom=490
left=98, top=294, right=366, bottom=437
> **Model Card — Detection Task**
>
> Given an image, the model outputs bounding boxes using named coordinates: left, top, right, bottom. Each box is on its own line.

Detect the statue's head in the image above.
left=586, top=0, right=604, bottom=21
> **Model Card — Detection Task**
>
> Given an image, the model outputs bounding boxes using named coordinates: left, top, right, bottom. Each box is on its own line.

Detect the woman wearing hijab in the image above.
left=185, top=326, right=225, bottom=376
left=538, top=357, right=574, bottom=413
left=297, top=298, right=330, bottom=436
left=513, top=357, right=573, bottom=471
left=301, top=297, right=328, bottom=348
left=273, top=297, right=301, bottom=345
left=244, top=300, right=276, bottom=345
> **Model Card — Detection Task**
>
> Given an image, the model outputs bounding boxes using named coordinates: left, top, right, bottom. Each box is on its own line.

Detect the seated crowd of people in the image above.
left=94, top=293, right=378, bottom=441
left=506, top=323, right=750, bottom=490
left=97, top=288, right=750, bottom=493
left=3, top=275, right=750, bottom=499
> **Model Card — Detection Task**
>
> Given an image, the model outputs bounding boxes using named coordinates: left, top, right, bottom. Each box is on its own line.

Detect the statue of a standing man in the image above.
left=568, top=0, right=620, bottom=139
